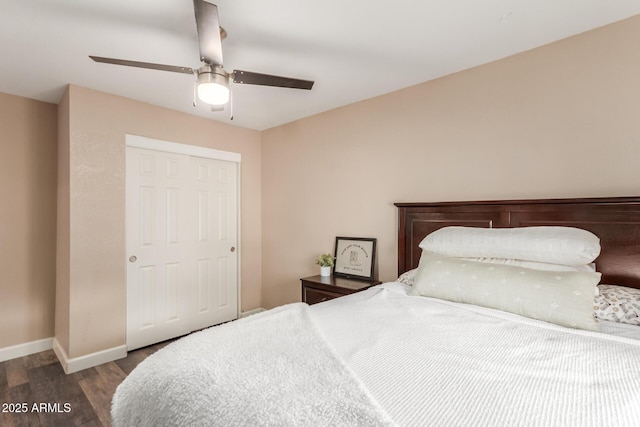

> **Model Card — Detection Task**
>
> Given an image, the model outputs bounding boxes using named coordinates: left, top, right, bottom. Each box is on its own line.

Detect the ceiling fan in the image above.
left=90, top=0, right=314, bottom=114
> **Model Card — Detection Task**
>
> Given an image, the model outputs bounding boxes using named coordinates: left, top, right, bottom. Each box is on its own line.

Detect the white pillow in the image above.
left=410, top=252, right=601, bottom=331
left=419, top=226, right=600, bottom=266
left=396, top=260, right=595, bottom=287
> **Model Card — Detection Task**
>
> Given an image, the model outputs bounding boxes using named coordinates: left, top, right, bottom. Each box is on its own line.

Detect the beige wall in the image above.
left=0, top=92, right=57, bottom=348
left=57, top=85, right=261, bottom=358
left=261, top=16, right=640, bottom=308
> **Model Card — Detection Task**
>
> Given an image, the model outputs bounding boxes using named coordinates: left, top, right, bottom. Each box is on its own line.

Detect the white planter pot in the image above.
left=320, top=266, right=331, bottom=277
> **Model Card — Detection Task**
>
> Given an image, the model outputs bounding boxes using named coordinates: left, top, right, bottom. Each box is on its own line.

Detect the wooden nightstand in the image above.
left=301, top=275, right=382, bottom=305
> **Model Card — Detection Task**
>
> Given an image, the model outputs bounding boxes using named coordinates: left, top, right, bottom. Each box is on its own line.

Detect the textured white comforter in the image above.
left=311, top=283, right=640, bottom=427
left=111, top=303, right=394, bottom=427
left=112, top=282, right=640, bottom=426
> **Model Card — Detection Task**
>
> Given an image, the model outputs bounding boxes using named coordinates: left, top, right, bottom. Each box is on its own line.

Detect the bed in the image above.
left=112, top=196, right=640, bottom=426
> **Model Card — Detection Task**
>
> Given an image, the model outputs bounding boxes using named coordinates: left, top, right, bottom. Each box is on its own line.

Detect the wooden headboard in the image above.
left=395, top=197, right=640, bottom=289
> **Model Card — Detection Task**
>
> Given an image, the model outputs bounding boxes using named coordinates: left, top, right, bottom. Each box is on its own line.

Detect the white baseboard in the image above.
left=0, top=338, right=53, bottom=362
left=53, top=338, right=127, bottom=374
left=241, top=307, right=266, bottom=318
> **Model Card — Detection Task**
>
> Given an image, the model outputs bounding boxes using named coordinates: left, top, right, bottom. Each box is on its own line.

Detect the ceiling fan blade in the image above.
left=89, top=56, right=194, bottom=74
left=193, top=0, right=223, bottom=66
left=232, top=70, right=314, bottom=90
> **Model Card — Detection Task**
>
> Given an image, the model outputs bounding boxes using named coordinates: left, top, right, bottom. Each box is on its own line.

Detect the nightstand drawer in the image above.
left=300, top=275, right=381, bottom=304
left=304, top=287, right=343, bottom=305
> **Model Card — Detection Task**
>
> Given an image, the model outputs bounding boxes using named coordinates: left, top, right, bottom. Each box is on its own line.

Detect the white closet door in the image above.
left=126, top=147, right=195, bottom=350
left=126, top=146, right=239, bottom=351
left=191, top=156, right=238, bottom=330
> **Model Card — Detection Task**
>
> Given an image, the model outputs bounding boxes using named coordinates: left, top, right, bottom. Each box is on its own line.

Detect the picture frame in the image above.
left=333, top=237, right=377, bottom=281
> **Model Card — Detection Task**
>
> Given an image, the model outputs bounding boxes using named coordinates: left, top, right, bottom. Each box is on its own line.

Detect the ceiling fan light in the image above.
left=198, top=82, right=230, bottom=105
left=197, top=68, right=230, bottom=105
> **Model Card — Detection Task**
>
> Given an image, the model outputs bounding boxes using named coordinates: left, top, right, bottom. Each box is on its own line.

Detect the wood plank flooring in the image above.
left=0, top=340, right=173, bottom=427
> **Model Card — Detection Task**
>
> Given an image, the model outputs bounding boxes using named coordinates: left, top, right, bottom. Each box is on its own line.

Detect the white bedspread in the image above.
left=112, top=303, right=394, bottom=427
left=311, top=283, right=640, bottom=427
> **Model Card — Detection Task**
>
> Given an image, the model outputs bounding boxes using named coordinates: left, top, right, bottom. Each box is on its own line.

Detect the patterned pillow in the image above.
left=397, top=269, right=417, bottom=285
left=595, top=285, right=640, bottom=326
left=410, top=252, right=601, bottom=331
left=397, top=255, right=596, bottom=286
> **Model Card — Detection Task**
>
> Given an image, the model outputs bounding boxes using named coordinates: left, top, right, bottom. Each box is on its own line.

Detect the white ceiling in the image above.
left=1, top=0, right=639, bottom=130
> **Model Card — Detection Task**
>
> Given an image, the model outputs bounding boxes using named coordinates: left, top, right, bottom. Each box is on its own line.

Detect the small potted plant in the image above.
left=316, top=253, right=334, bottom=277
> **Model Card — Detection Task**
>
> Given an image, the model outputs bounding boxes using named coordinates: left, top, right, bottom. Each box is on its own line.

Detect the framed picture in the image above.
left=333, top=237, right=376, bottom=280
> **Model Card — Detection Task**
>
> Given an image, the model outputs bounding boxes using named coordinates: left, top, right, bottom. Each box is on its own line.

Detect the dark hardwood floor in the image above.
left=0, top=340, right=173, bottom=426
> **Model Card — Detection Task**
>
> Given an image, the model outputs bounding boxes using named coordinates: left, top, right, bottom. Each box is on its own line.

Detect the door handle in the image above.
left=230, top=247, right=236, bottom=252
left=129, top=256, right=137, bottom=263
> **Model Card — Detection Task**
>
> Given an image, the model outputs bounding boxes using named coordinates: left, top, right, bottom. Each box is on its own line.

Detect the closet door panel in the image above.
left=126, top=148, right=194, bottom=351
